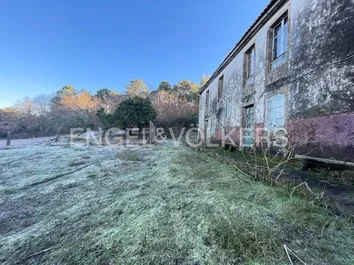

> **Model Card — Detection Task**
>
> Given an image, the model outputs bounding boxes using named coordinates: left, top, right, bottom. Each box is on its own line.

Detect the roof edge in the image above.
left=199, top=0, right=288, bottom=95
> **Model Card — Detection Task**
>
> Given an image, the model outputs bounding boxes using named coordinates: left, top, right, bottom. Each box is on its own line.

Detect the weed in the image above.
left=208, top=209, right=285, bottom=263
left=55, top=182, right=79, bottom=190
left=1, top=143, right=354, bottom=265
left=116, top=151, right=143, bottom=162
left=0, top=188, right=17, bottom=195
left=68, top=160, right=86, bottom=167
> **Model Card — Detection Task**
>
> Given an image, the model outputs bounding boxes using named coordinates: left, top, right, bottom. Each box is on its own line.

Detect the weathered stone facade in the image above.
left=199, top=0, right=354, bottom=161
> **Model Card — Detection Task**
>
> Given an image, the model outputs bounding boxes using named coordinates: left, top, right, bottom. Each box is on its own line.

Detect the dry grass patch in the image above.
left=116, top=150, right=144, bottom=162
left=0, top=142, right=353, bottom=265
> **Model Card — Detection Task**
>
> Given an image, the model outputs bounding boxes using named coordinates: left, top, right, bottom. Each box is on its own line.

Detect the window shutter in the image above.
left=274, top=94, right=285, bottom=129
left=266, top=98, right=274, bottom=130
left=267, top=94, right=285, bottom=131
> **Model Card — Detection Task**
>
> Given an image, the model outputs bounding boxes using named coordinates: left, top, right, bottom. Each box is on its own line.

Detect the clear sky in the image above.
left=0, top=0, right=269, bottom=108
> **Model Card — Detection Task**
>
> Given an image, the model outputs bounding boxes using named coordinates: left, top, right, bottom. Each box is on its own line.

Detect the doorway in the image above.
left=243, top=105, right=255, bottom=146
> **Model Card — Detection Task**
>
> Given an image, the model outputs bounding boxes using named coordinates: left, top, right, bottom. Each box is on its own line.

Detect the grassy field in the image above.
left=0, top=140, right=353, bottom=264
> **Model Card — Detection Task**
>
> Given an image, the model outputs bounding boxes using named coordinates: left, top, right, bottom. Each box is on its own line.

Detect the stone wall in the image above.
left=199, top=0, right=354, bottom=161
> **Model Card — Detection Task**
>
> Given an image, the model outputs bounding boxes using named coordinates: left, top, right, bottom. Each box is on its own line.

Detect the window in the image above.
left=246, top=46, right=255, bottom=79
left=266, top=94, right=286, bottom=130
left=243, top=105, right=255, bottom=146
left=218, top=75, right=224, bottom=100
left=204, top=119, right=209, bottom=137
left=272, top=16, right=288, bottom=68
left=205, top=90, right=210, bottom=116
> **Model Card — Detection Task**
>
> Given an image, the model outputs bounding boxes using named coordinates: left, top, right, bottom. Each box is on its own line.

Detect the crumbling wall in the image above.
left=199, top=1, right=291, bottom=145
left=289, top=0, right=354, bottom=118
left=288, top=0, right=354, bottom=161
left=199, top=0, right=354, bottom=160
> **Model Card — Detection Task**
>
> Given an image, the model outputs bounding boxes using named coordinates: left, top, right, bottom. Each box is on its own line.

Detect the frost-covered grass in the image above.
left=0, top=141, right=353, bottom=265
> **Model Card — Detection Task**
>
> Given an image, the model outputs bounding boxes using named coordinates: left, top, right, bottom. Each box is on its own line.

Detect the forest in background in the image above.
left=0, top=75, right=210, bottom=139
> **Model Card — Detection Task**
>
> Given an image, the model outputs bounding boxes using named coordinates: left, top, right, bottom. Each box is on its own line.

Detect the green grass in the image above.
left=167, top=148, right=354, bottom=264
left=0, top=143, right=353, bottom=265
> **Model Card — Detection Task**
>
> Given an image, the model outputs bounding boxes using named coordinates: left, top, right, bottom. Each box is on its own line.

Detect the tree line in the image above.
left=0, top=76, right=210, bottom=139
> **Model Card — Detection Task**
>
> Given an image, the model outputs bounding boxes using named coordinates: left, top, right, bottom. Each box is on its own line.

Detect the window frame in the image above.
left=243, top=104, right=255, bottom=147
left=205, top=90, right=210, bottom=115
left=266, top=94, right=286, bottom=131
left=246, top=45, right=256, bottom=79
left=218, top=75, right=224, bottom=100
left=271, top=15, right=288, bottom=62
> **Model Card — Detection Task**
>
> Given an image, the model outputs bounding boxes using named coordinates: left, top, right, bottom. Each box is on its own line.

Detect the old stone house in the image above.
left=198, top=0, right=354, bottom=162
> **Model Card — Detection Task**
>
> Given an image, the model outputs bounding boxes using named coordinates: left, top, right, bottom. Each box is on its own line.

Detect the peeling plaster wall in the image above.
left=199, top=0, right=354, bottom=160
left=289, top=0, right=354, bottom=118
left=288, top=112, right=354, bottom=161
left=288, top=0, right=354, bottom=161
left=199, top=1, right=291, bottom=142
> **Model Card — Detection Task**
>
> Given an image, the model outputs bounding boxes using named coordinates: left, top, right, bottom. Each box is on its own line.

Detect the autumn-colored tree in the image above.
left=60, top=90, right=98, bottom=112
left=200, top=74, right=211, bottom=88
left=52, top=85, right=76, bottom=106
left=173, top=80, right=199, bottom=103
left=151, top=90, right=198, bottom=127
left=58, top=90, right=99, bottom=130
left=126, top=79, right=149, bottom=98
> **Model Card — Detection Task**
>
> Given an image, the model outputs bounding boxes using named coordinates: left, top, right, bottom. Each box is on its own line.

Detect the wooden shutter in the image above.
left=266, top=94, right=285, bottom=131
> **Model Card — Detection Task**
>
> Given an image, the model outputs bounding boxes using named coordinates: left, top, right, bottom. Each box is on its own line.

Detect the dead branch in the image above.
left=290, top=182, right=315, bottom=197
left=283, top=244, right=307, bottom=265
left=26, top=247, right=55, bottom=258
left=232, top=166, right=252, bottom=183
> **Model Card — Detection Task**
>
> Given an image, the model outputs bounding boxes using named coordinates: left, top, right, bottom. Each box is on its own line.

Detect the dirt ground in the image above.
left=0, top=139, right=354, bottom=264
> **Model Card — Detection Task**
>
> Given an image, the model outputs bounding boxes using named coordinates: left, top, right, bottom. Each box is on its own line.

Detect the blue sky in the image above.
left=0, top=0, right=269, bottom=108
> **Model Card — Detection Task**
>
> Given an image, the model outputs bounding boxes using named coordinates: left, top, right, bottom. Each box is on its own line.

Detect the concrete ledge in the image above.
left=295, top=155, right=354, bottom=170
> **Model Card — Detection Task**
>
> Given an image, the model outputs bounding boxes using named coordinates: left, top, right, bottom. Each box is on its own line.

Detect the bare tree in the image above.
left=32, top=94, right=53, bottom=116
left=14, top=97, right=35, bottom=115
left=32, top=94, right=54, bottom=133
left=151, top=90, right=198, bottom=127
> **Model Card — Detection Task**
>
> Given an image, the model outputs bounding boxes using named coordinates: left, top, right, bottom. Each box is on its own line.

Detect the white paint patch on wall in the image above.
left=199, top=1, right=291, bottom=134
